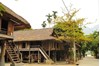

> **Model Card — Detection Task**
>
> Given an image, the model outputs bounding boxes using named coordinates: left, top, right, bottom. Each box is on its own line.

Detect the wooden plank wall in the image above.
left=16, top=41, right=65, bottom=51
left=7, top=21, right=14, bottom=36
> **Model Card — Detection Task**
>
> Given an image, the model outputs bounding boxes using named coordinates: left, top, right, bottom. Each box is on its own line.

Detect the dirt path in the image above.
left=78, top=56, right=99, bottom=66
left=5, top=63, right=75, bottom=66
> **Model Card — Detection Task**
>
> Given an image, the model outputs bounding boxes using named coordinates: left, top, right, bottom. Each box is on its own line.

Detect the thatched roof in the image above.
left=0, top=2, right=31, bottom=30
left=13, top=28, right=55, bottom=42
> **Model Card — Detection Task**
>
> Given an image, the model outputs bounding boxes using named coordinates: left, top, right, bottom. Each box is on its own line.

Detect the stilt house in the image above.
left=0, top=3, right=31, bottom=66
left=13, top=28, right=67, bottom=63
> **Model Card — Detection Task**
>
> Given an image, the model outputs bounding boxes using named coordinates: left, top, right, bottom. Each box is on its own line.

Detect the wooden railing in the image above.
left=30, top=45, right=40, bottom=48
left=0, top=28, right=7, bottom=34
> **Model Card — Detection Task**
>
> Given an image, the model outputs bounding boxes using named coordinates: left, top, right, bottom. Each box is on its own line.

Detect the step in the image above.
left=12, top=58, right=20, bottom=61
left=11, top=56, right=19, bottom=59
left=6, top=43, right=22, bottom=64
left=12, top=58, right=18, bottom=61
left=8, top=52, right=16, bottom=54
left=6, top=48, right=12, bottom=50
left=9, top=53, right=16, bottom=56
left=12, top=56, right=19, bottom=59
left=15, top=61, right=20, bottom=63
left=7, top=50, right=14, bottom=52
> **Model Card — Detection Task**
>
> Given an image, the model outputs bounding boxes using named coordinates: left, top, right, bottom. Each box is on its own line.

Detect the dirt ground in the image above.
left=5, top=63, right=75, bottom=66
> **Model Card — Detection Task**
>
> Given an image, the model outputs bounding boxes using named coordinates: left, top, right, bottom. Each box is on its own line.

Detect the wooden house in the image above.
left=13, top=28, right=67, bottom=63
left=0, top=3, right=31, bottom=66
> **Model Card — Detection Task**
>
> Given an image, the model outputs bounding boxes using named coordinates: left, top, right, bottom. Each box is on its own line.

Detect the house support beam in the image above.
left=38, top=51, right=40, bottom=63
left=29, top=47, right=31, bottom=63
left=0, top=18, right=1, bottom=31
left=48, top=43, right=50, bottom=57
left=0, top=41, right=6, bottom=66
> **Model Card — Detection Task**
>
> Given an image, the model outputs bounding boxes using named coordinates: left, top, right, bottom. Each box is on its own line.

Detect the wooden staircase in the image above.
left=6, top=41, right=23, bottom=66
left=39, top=47, right=54, bottom=64
left=33, top=45, right=54, bottom=64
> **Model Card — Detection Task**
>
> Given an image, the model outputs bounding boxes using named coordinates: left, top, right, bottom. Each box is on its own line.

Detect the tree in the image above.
left=89, top=31, right=99, bottom=58
left=52, top=11, right=57, bottom=19
left=41, top=21, right=47, bottom=28
left=46, top=13, right=52, bottom=27
left=0, top=3, right=5, bottom=16
left=52, top=8, right=85, bottom=63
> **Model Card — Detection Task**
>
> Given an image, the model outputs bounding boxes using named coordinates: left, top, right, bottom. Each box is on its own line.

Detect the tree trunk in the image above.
left=73, top=41, right=76, bottom=63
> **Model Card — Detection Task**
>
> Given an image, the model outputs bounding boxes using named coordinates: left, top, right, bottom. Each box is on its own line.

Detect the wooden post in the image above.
left=29, top=46, right=31, bottom=63
left=0, top=18, right=2, bottom=31
left=48, top=42, right=50, bottom=57
left=38, top=50, right=40, bottom=63
left=32, top=51, right=34, bottom=63
left=0, top=41, right=6, bottom=66
left=54, top=42, right=57, bottom=62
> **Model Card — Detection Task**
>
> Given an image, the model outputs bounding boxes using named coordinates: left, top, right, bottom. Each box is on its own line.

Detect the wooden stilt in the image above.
left=38, top=51, right=40, bottom=63
left=0, top=41, right=6, bottom=66
left=48, top=43, right=50, bottom=57
left=0, top=18, right=1, bottom=31
left=32, top=52, right=34, bottom=63
left=29, top=47, right=31, bottom=63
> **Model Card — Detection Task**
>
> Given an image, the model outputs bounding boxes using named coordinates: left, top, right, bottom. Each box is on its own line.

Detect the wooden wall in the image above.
left=15, top=40, right=65, bottom=51
left=0, top=18, right=14, bottom=36
left=7, top=21, right=14, bottom=36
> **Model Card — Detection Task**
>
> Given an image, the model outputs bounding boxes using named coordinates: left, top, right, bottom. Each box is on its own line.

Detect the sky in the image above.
left=0, top=0, right=99, bottom=29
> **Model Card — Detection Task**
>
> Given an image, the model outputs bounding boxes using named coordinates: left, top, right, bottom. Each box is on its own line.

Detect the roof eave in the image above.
left=0, top=2, right=31, bottom=30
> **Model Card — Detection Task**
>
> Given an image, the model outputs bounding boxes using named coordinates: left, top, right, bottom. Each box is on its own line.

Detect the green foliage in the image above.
left=53, top=9, right=85, bottom=43
left=52, top=8, right=87, bottom=62
left=46, top=13, right=52, bottom=24
left=45, top=11, right=57, bottom=27
left=52, top=11, right=57, bottom=19
left=41, top=21, right=46, bottom=28
left=89, top=31, right=99, bottom=58
left=0, top=3, right=5, bottom=16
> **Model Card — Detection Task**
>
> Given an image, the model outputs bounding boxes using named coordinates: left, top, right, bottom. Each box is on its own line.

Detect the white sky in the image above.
left=0, top=0, right=99, bottom=29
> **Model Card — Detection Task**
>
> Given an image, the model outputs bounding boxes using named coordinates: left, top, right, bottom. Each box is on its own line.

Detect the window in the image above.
left=0, top=19, right=8, bottom=34
left=30, top=41, right=41, bottom=48
left=56, top=43, right=59, bottom=48
left=22, top=42, right=26, bottom=48
left=30, top=42, right=34, bottom=48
